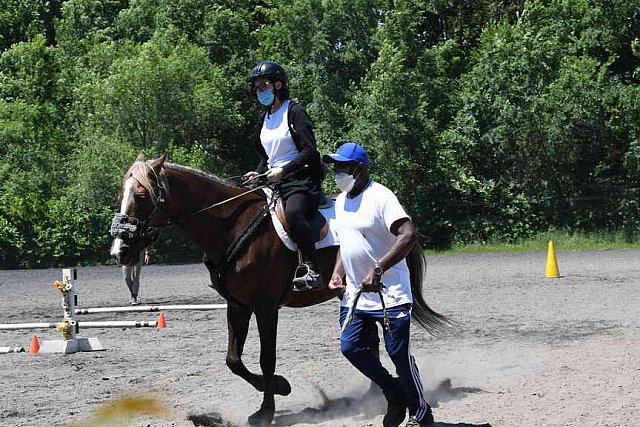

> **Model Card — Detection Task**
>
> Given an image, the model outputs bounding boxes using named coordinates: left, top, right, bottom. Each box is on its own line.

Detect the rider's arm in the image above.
left=281, top=105, right=320, bottom=176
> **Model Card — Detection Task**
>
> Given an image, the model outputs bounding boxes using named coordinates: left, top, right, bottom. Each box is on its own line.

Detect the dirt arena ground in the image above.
left=0, top=249, right=638, bottom=427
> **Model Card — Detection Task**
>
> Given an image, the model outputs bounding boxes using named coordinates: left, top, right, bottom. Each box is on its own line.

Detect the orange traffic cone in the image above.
left=29, top=335, right=40, bottom=354
left=157, top=312, right=166, bottom=329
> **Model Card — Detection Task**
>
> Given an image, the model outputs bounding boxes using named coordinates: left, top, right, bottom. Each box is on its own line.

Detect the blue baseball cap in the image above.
left=323, top=142, right=369, bottom=167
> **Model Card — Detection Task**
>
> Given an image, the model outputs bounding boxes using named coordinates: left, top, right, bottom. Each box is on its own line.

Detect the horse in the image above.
left=109, top=154, right=449, bottom=425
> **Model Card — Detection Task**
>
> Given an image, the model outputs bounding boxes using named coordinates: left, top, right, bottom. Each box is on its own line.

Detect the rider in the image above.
left=243, top=60, right=325, bottom=291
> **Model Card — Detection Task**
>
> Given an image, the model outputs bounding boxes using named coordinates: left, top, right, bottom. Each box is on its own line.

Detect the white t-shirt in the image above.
left=260, top=100, right=299, bottom=168
left=334, top=181, right=413, bottom=310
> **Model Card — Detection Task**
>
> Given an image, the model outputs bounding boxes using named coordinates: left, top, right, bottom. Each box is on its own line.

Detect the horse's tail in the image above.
left=407, top=242, right=453, bottom=335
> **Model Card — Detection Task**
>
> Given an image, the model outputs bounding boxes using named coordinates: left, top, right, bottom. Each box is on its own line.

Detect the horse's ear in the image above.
left=151, top=153, right=167, bottom=173
left=136, top=153, right=146, bottom=162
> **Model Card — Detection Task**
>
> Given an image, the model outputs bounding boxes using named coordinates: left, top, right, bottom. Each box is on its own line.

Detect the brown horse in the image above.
left=110, top=154, right=448, bottom=425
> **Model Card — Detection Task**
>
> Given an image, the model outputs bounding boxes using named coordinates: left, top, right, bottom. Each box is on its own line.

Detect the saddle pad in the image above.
left=262, top=188, right=339, bottom=252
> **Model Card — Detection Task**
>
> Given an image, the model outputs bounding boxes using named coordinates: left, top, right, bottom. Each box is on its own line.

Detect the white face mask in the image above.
left=335, top=172, right=356, bottom=193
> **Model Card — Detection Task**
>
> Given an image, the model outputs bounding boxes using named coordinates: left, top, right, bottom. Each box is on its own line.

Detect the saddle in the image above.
left=263, top=188, right=338, bottom=253
left=274, top=196, right=330, bottom=243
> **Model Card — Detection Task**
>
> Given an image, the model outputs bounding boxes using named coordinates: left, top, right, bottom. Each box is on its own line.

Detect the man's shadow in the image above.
left=187, top=378, right=492, bottom=427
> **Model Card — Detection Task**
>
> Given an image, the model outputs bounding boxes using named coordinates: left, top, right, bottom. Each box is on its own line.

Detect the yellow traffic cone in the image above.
left=545, top=240, right=560, bottom=278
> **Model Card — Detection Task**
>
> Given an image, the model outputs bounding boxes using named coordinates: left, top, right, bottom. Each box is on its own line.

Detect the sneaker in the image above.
left=383, top=398, right=407, bottom=427
left=403, top=413, right=435, bottom=427
left=129, top=296, right=140, bottom=306
left=291, top=264, right=323, bottom=291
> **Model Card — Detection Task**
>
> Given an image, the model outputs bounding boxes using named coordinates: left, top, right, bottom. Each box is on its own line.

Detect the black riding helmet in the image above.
left=250, top=61, right=290, bottom=100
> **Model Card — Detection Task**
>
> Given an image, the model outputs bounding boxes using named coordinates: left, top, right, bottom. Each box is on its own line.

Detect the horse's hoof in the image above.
left=274, top=375, right=291, bottom=396
left=248, top=407, right=274, bottom=426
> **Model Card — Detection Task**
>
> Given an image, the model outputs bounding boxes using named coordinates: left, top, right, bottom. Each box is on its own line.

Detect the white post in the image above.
left=61, top=268, right=78, bottom=340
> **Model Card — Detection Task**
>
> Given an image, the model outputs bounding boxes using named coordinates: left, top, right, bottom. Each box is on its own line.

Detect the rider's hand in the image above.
left=242, top=171, right=259, bottom=184
left=266, top=167, right=284, bottom=182
left=361, top=268, right=382, bottom=293
left=144, top=252, right=150, bottom=265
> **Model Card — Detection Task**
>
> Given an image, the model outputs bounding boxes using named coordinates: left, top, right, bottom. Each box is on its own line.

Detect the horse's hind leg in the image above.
left=247, top=309, right=285, bottom=426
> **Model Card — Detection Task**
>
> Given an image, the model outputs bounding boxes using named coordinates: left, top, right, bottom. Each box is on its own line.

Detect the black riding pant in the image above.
left=284, top=192, right=317, bottom=263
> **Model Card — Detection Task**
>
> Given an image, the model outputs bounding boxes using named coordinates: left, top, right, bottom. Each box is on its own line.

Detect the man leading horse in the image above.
left=325, top=142, right=437, bottom=427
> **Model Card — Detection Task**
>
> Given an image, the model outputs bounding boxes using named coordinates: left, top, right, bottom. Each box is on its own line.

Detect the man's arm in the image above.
left=328, top=248, right=346, bottom=296
left=361, top=218, right=416, bottom=292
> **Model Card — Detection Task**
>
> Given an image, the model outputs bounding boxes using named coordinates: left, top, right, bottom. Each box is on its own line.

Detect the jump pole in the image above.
left=75, top=303, right=227, bottom=314
left=0, top=347, right=25, bottom=353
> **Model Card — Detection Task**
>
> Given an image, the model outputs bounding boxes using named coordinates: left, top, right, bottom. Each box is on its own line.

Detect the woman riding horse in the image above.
left=243, top=61, right=325, bottom=291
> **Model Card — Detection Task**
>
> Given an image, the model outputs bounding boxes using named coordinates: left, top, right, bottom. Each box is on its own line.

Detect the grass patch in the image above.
left=426, top=230, right=640, bottom=254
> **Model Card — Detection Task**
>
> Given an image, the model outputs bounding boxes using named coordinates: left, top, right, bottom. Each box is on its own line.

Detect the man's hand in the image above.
left=328, top=273, right=346, bottom=296
left=266, top=167, right=284, bottom=182
left=361, top=267, right=382, bottom=293
left=144, top=252, right=150, bottom=265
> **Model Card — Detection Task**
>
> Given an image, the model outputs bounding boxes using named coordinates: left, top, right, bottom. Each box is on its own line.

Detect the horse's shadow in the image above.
left=187, top=378, right=492, bottom=427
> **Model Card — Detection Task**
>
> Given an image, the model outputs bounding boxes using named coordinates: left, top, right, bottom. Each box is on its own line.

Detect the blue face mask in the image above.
left=257, top=89, right=275, bottom=106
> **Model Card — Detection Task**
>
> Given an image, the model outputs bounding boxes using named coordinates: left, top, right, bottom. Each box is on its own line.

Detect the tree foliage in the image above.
left=2, top=0, right=640, bottom=267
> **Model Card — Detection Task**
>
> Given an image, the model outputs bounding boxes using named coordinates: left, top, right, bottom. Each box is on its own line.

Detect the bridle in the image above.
left=109, top=172, right=168, bottom=243
left=109, top=169, right=273, bottom=242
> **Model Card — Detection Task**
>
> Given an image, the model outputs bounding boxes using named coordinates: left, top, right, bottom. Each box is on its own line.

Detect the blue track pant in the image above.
left=339, top=304, right=432, bottom=422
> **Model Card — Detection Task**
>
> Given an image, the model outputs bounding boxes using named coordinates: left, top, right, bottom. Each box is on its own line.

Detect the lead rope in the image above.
left=341, top=283, right=391, bottom=338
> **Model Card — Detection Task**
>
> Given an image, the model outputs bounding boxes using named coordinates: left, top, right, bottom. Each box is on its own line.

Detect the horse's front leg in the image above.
left=225, top=303, right=265, bottom=390
left=247, top=308, right=284, bottom=426
left=225, top=304, right=291, bottom=398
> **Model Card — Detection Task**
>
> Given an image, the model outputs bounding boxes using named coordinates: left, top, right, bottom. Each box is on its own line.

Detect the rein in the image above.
left=190, top=182, right=272, bottom=216
left=190, top=171, right=276, bottom=216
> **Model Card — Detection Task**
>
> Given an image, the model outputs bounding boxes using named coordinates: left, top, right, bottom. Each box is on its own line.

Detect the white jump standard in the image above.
left=0, top=268, right=162, bottom=354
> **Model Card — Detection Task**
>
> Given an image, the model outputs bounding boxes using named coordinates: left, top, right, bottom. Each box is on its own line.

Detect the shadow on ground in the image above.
left=187, top=378, right=490, bottom=427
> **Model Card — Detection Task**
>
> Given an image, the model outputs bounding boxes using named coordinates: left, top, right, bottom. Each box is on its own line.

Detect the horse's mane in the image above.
left=164, top=163, right=244, bottom=191
left=125, top=161, right=164, bottom=207
left=124, top=160, right=255, bottom=209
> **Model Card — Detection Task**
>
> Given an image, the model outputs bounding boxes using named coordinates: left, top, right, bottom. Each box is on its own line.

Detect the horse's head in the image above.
left=110, top=153, right=168, bottom=266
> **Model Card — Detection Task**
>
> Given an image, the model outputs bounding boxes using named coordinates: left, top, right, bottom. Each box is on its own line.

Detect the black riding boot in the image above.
left=285, top=193, right=324, bottom=291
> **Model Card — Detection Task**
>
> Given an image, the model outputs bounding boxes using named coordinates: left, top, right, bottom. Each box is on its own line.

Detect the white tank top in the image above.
left=260, top=100, right=299, bottom=168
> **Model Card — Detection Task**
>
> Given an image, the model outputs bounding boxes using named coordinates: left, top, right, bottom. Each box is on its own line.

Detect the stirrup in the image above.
left=292, top=264, right=323, bottom=291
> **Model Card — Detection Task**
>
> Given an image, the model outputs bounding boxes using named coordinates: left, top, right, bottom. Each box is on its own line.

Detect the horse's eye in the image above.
left=135, top=194, right=147, bottom=201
